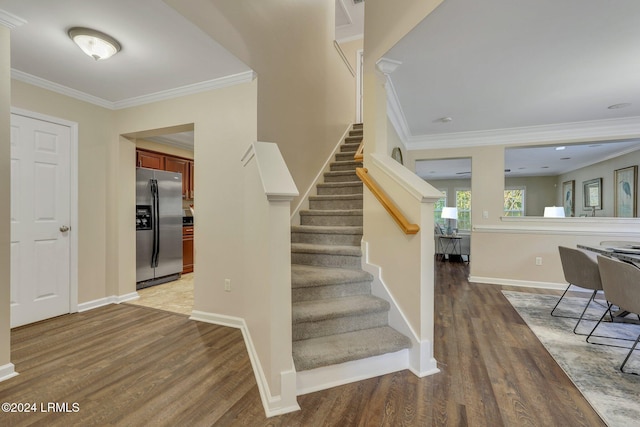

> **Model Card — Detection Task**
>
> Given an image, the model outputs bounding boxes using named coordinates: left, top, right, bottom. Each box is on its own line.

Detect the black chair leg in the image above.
left=620, top=333, right=640, bottom=375
left=586, top=303, right=612, bottom=344
left=551, top=285, right=571, bottom=317
left=573, top=290, right=598, bottom=334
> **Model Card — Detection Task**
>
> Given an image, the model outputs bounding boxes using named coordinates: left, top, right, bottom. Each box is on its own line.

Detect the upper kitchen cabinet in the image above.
left=136, top=149, right=194, bottom=200
left=165, top=156, right=190, bottom=199
left=136, top=150, right=165, bottom=169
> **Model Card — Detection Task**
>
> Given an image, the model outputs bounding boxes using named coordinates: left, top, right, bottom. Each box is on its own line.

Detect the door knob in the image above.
left=60, top=225, right=70, bottom=232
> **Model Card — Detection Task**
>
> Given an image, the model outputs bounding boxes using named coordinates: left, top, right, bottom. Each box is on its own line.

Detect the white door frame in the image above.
left=11, top=107, right=79, bottom=313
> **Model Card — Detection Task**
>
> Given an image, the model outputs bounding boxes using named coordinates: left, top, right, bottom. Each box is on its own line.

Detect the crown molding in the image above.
left=11, top=69, right=114, bottom=108
left=0, top=9, right=26, bottom=29
left=11, top=68, right=256, bottom=110
left=113, top=71, right=255, bottom=109
left=404, top=116, right=640, bottom=150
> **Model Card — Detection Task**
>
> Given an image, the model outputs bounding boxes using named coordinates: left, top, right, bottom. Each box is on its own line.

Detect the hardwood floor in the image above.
left=0, top=260, right=604, bottom=426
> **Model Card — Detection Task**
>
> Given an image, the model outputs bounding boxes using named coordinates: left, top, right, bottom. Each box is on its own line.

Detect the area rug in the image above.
left=502, top=291, right=640, bottom=427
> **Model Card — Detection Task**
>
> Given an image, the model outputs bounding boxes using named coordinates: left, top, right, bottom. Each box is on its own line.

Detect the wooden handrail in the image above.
left=356, top=167, right=420, bottom=235
left=354, top=140, right=364, bottom=162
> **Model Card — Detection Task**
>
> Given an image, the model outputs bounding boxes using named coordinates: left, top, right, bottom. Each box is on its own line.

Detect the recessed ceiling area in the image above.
left=383, top=0, right=640, bottom=140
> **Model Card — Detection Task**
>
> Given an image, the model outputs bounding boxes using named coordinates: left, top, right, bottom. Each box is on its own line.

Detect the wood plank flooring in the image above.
left=0, top=260, right=605, bottom=426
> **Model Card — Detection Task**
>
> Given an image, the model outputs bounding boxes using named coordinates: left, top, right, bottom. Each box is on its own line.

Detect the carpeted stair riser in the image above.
left=291, top=226, right=362, bottom=246
left=349, top=129, right=363, bottom=136
left=335, top=151, right=359, bottom=162
left=293, top=311, right=388, bottom=340
left=309, top=195, right=363, bottom=210
left=292, top=281, right=371, bottom=303
left=330, top=160, right=362, bottom=172
left=340, top=143, right=361, bottom=153
left=299, top=210, right=362, bottom=226
left=291, top=251, right=361, bottom=269
left=316, top=182, right=362, bottom=196
left=345, top=136, right=362, bottom=144
left=323, top=171, right=358, bottom=183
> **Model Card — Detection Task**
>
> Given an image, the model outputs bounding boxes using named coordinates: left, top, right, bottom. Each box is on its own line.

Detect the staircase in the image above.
left=291, top=124, right=411, bottom=373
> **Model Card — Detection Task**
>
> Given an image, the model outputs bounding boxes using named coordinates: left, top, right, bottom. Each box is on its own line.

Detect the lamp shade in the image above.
left=441, top=207, right=458, bottom=220
left=543, top=206, right=565, bottom=218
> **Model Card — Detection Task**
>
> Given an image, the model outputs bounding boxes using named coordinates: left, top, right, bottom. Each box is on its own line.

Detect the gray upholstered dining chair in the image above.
left=552, top=246, right=604, bottom=334
left=589, top=255, right=640, bottom=374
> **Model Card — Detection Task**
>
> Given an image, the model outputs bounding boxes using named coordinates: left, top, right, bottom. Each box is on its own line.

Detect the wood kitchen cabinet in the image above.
left=165, top=156, right=190, bottom=199
left=136, top=149, right=194, bottom=200
left=136, top=150, right=165, bottom=169
left=182, top=225, right=194, bottom=274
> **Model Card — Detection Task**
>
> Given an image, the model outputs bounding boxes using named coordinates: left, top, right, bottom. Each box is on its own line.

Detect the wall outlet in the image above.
left=535, top=257, right=543, bottom=266
left=483, top=210, right=489, bottom=219
left=224, top=279, right=231, bottom=292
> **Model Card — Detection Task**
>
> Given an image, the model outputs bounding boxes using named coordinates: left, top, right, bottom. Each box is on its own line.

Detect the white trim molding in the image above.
left=469, top=276, right=566, bottom=291
left=0, top=9, right=26, bottom=29
left=474, top=217, right=640, bottom=237
left=0, top=363, right=18, bottom=383
left=362, top=241, right=440, bottom=378
left=77, top=292, right=139, bottom=312
left=190, top=311, right=300, bottom=418
left=11, top=69, right=256, bottom=111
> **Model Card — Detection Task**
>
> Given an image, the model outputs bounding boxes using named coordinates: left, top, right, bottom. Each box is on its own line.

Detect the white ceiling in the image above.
left=2, top=0, right=638, bottom=174
left=384, top=0, right=640, bottom=179
left=1, top=0, right=252, bottom=107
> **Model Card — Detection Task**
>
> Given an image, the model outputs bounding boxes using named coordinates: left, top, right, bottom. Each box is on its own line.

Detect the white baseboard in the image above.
left=77, top=292, right=140, bottom=312
left=361, top=241, right=440, bottom=377
left=0, top=363, right=18, bottom=383
left=468, top=276, right=566, bottom=290
left=190, top=310, right=300, bottom=417
left=296, top=349, right=409, bottom=396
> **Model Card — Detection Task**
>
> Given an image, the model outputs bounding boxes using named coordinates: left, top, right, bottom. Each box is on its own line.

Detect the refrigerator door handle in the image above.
left=151, top=179, right=160, bottom=268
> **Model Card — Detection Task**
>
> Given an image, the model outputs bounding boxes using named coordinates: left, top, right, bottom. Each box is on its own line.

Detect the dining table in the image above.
left=577, top=242, right=640, bottom=323
left=577, top=243, right=640, bottom=267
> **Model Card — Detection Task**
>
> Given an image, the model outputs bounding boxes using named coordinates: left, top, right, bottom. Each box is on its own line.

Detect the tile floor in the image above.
left=127, top=273, right=194, bottom=315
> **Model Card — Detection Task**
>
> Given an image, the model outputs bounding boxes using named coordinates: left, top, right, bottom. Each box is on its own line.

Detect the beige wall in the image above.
left=0, top=26, right=11, bottom=367
left=11, top=80, right=115, bottom=303
left=166, top=0, right=356, bottom=211
left=338, top=38, right=363, bottom=76
left=558, top=149, right=640, bottom=217
left=114, top=82, right=258, bottom=308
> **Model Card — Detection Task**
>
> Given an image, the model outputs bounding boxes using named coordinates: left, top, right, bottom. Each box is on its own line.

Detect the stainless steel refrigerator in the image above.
left=136, top=168, right=183, bottom=289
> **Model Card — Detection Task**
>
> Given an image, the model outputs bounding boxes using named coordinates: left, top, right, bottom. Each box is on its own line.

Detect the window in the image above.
left=504, top=187, right=526, bottom=217
left=434, top=189, right=447, bottom=229
left=455, top=189, right=471, bottom=231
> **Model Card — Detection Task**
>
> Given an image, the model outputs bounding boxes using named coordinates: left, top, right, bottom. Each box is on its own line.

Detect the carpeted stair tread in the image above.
left=299, top=209, right=362, bottom=217
left=317, top=181, right=362, bottom=189
left=291, top=243, right=362, bottom=257
left=309, top=194, right=362, bottom=201
left=340, top=143, right=361, bottom=152
left=292, top=295, right=389, bottom=323
left=291, top=264, right=372, bottom=288
left=291, top=225, right=363, bottom=235
left=292, top=327, right=412, bottom=371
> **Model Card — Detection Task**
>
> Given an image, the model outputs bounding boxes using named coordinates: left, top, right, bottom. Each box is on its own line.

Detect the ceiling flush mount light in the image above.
left=607, top=103, right=632, bottom=110
left=68, top=27, right=121, bottom=61
left=555, top=146, right=566, bottom=151
left=434, top=117, right=453, bottom=123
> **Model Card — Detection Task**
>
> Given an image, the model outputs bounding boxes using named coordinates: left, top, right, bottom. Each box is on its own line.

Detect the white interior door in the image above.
left=10, top=113, right=71, bottom=328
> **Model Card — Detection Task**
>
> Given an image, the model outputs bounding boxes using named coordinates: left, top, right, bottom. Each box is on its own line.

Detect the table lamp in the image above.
left=543, top=206, right=565, bottom=218
left=441, top=207, right=458, bottom=235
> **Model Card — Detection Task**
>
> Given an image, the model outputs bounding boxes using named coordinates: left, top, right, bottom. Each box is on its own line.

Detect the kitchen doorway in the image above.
left=126, top=125, right=196, bottom=315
